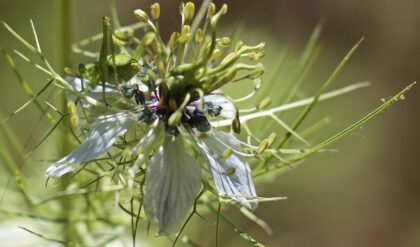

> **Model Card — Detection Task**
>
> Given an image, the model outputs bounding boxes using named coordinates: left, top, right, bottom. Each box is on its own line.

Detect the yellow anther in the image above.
left=184, top=2, right=195, bottom=21
left=134, top=9, right=148, bottom=22
left=150, top=3, right=160, bottom=20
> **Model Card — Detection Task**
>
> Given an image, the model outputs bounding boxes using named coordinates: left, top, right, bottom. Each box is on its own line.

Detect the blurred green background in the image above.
left=0, top=0, right=419, bottom=246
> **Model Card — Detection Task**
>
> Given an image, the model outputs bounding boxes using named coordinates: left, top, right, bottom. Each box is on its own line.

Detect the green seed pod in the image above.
left=150, top=3, right=160, bottom=20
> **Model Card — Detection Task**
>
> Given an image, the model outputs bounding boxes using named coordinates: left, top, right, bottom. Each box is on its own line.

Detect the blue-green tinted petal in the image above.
left=144, top=136, right=202, bottom=235
left=198, top=129, right=258, bottom=210
left=46, top=113, right=136, bottom=177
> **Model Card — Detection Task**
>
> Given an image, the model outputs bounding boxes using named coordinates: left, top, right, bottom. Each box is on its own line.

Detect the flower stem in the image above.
left=58, top=0, right=73, bottom=70
left=57, top=0, right=78, bottom=246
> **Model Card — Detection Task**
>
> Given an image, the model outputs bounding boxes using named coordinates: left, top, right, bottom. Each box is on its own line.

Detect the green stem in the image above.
left=206, top=203, right=266, bottom=247
left=257, top=38, right=364, bottom=170
left=58, top=0, right=73, bottom=70
left=254, top=82, right=416, bottom=177
left=108, top=0, right=121, bottom=29
left=58, top=1, right=77, bottom=246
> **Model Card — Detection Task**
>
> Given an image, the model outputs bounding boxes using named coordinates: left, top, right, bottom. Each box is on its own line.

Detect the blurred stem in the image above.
left=108, top=0, right=121, bottom=29
left=58, top=0, right=78, bottom=246
left=0, top=111, right=26, bottom=164
left=58, top=0, right=73, bottom=70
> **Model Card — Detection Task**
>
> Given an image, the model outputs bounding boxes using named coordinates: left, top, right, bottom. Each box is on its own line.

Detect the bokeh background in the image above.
left=0, top=0, right=419, bottom=246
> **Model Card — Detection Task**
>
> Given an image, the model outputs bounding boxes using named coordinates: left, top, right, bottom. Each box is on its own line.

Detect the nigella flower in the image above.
left=47, top=74, right=257, bottom=234
left=45, top=2, right=266, bottom=235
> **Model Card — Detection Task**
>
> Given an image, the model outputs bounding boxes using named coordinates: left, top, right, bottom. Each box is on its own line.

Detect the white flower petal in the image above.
left=46, top=113, right=136, bottom=177
left=204, top=94, right=236, bottom=119
left=197, top=129, right=258, bottom=210
left=144, top=136, right=202, bottom=235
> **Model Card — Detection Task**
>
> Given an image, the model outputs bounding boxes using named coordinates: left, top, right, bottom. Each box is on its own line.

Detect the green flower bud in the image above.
left=256, top=139, right=269, bottom=154
left=67, top=101, right=79, bottom=128
left=235, top=41, right=244, bottom=51
left=151, top=39, right=162, bottom=54
left=267, top=132, right=277, bottom=146
left=150, top=3, right=160, bottom=20
left=232, top=115, right=241, bottom=134
left=112, top=35, right=127, bottom=47
left=67, top=100, right=77, bottom=115
left=195, top=28, right=204, bottom=43
left=178, top=25, right=191, bottom=43
left=217, top=37, right=231, bottom=47
left=222, top=167, right=236, bottom=176
left=222, top=148, right=234, bottom=158
left=154, top=55, right=165, bottom=74
left=184, top=2, right=195, bottom=22
left=258, top=96, right=272, bottom=109
left=134, top=9, right=148, bottom=22
left=169, top=32, right=180, bottom=49
left=211, top=49, right=221, bottom=60
left=249, top=51, right=265, bottom=61
left=143, top=32, right=156, bottom=45
left=114, top=30, right=130, bottom=41
left=70, top=115, right=79, bottom=128
left=207, top=3, right=216, bottom=18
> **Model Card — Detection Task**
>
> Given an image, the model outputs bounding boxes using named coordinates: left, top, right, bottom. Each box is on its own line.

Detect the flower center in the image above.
left=121, top=63, right=223, bottom=135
